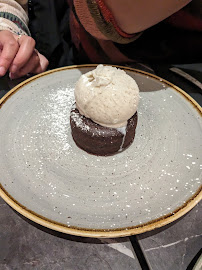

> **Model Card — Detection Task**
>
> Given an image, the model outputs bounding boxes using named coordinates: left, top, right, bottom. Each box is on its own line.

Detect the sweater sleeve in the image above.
left=0, top=0, right=30, bottom=36
left=73, top=0, right=141, bottom=44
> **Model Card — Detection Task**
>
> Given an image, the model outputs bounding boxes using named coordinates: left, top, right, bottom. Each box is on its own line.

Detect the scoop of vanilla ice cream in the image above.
left=75, top=65, right=139, bottom=128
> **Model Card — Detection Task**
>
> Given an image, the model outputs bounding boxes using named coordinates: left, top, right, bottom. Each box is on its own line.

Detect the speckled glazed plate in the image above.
left=0, top=65, right=201, bottom=238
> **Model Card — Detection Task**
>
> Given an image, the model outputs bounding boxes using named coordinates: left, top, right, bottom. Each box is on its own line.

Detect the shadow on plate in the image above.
left=77, top=65, right=166, bottom=93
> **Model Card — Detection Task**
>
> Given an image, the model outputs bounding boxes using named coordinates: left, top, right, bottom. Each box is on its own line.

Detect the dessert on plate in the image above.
left=70, top=65, right=139, bottom=156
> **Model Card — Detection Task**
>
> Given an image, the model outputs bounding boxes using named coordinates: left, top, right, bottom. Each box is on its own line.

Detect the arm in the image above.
left=106, top=0, right=192, bottom=34
left=0, top=0, right=30, bottom=35
left=0, top=0, right=48, bottom=78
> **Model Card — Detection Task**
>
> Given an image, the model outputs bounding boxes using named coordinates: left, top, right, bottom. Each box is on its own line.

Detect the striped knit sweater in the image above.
left=0, top=0, right=202, bottom=64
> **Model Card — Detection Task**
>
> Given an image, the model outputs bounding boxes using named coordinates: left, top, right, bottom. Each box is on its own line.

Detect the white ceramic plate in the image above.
left=0, top=65, right=201, bottom=238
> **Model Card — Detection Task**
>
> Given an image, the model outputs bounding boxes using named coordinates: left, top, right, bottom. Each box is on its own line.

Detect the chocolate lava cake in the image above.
left=70, top=105, right=138, bottom=156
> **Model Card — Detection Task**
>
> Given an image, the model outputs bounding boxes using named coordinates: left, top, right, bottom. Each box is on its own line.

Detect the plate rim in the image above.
left=0, top=64, right=201, bottom=238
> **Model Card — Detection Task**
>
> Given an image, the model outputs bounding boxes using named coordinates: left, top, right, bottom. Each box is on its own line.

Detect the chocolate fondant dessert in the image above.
left=70, top=65, right=140, bottom=156
left=70, top=106, right=138, bottom=156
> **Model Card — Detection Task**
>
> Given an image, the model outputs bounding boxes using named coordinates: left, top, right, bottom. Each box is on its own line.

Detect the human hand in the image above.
left=0, top=30, right=49, bottom=79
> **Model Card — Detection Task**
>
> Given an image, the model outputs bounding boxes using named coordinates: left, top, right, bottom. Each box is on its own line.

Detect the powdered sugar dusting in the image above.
left=42, top=86, right=74, bottom=151
left=71, top=109, right=90, bottom=132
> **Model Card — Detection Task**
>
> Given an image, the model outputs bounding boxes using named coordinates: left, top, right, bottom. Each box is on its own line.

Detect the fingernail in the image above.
left=9, top=72, right=17, bottom=80
left=10, top=65, right=18, bottom=73
left=0, top=66, right=6, bottom=76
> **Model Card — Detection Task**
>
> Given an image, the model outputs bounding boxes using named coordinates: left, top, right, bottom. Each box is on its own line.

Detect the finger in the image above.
left=9, top=51, right=49, bottom=79
left=10, top=50, right=40, bottom=79
left=9, top=35, right=36, bottom=73
left=34, top=53, right=49, bottom=73
left=0, top=33, right=19, bottom=76
left=16, top=52, right=49, bottom=75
